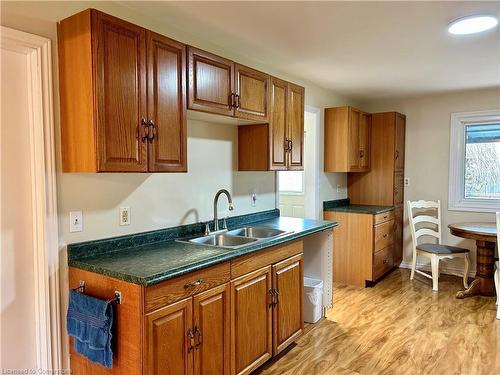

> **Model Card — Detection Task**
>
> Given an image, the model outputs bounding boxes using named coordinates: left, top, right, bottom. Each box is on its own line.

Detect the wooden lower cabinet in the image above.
left=325, top=210, right=396, bottom=287
left=272, top=254, right=304, bottom=355
left=69, top=240, right=305, bottom=375
left=231, top=267, right=273, bottom=375
left=146, top=298, right=193, bottom=375
left=146, top=284, right=230, bottom=375
left=194, top=284, right=231, bottom=375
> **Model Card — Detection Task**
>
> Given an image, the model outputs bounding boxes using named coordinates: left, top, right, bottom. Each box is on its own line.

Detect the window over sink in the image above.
left=449, top=110, right=500, bottom=212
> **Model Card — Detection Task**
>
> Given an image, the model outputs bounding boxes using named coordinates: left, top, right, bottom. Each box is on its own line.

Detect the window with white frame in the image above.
left=449, top=109, right=500, bottom=212
left=278, top=171, right=304, bottom=194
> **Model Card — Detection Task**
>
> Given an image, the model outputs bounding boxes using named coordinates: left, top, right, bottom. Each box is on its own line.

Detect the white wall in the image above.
left=362, top=87, right=500, bottom=274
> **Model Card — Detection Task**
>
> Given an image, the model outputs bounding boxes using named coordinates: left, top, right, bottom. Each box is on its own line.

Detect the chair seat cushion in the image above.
left=417, top=243, right=469, bottom=254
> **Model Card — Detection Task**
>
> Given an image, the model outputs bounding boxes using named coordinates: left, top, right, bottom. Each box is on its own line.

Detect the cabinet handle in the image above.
left=395, top=150, right=399, bottom=160
left=234, top=93, right=240, bottom=109
left=184, top=279, right=203, bottom=289
left=383, top=259, right=389, bottom=264
left=194, top=326, right=202, bottom=349
left=274, top=289, right=279, bottom=305
left=147, top=119, right=156, bottom=143
left=359, top=150, right=364, bottom=158
left=141, top=118, right=149, bottom=143
left=230, top=92, right=235, bottom=108
left=268, top=289, right=275, bottom=307
left=288, top=139, right=293, bottom=151
left=187, top=328, right=196, bottom=352
left=383, top=233, right=388, bottom=238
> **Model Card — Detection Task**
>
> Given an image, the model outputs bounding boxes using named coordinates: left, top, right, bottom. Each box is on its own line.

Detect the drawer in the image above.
left=231, top=240, right=303, bottom=278
left=374, top=219, right=394, bottom=252
left=144, top=262, right=230, bottom=313
left=373, top=210, right=394, bottom=225
left=373, top=246, right=394, bottom=280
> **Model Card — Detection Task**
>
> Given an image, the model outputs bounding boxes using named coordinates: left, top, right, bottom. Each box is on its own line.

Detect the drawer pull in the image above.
left=184, top=279, right=203, bottom=289
left=383, top=259, right=389, bottom=264
left=383, top=234, right=388, bottom=238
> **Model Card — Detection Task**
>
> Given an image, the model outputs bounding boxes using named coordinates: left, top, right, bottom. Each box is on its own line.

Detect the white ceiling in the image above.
left=2, top=1, right=500, bottom=101
left=120, top=1, right=500, bottom=100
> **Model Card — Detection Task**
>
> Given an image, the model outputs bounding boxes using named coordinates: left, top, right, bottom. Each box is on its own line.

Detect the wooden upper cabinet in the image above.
left=145, top=298, right=193, bottom=375
left=193, top=284, right=230, bottom=375
left=237, top=78, right=304, bottom=171
left=287, top=83, right=305, bottom=170
left=234, top=64, right=270, bottom=122
left=95, top=12, right=148, bottom=172
left=272, top=254, right=304, bottom=355
left=269, top=77, right=288, bottom=170
left=187, top=47, right=234, bottom=117
left=231, top=266, right=273, bottom=375
left=58, top=9, right=186, bottom=172
left=147, top=32, right=187, bottom=172
left=324, top=106, right=371, bottom=172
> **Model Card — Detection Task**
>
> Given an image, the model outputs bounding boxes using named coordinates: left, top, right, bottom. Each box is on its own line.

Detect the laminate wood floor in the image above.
left=255, top=268, right=499, bottom=375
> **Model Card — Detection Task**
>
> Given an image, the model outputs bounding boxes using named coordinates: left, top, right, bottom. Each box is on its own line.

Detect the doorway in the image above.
left=278, top=106, right=320, bottom=219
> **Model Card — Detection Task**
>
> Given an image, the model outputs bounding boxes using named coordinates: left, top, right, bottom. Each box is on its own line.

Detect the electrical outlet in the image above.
left=404, top=178, right=410, bottom=187
left=69, top=211, right=83, bottom=233
left=120, top=206, right=130, bottom=226
left=336, top=184, right=341, bottom=193
left=251, top=193, right=257, bottom=207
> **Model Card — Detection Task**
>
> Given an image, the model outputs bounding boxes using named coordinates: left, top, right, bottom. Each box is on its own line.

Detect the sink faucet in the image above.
left=213, top=189, right=234, bottom=232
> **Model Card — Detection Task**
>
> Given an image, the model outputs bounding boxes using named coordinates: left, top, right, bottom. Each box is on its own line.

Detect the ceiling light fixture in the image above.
left=448, top=15, right=498, bottom=35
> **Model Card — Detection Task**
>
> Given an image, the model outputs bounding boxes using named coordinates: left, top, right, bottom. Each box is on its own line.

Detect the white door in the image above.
left=1, top=42, right=39, bottom=369
left=1, top=27, right=59, bottom=371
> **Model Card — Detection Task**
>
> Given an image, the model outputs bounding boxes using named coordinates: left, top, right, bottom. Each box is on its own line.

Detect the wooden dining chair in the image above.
left=495, top=212, right=499, bottom=320
left=407, top=200, right=470, bottom=292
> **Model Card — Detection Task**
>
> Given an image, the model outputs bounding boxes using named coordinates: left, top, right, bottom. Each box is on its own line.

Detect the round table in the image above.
left=448, top=222, right=497, bottom=299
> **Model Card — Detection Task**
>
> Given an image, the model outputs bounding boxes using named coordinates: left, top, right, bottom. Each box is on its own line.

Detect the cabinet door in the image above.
left=193, top=283, right=230, bottom=375
left=231, top=267, right=273, bottom=375
left=287, top=83, right=305, bottom=170
left=348, top=108, right=361, bottom=171
left=272, top=254, right=304, bottom=355
left=269, top=77, right=288, bottom=170
left=145, top=298, right=193, bottom=375
left=394, top=171, right=404, bottom=207
left=147, top=32, right=187, bottom=172
left=187, top=47, right=234, bottom=117
left=234, top=64, right=270, bottom=122
left=393, top=207, right=403, bottom=265
left=94, top=12, right=148, bottom=172
left=359, top=112, right=371, bottom=170
left=395, top=113, right=406, bottom=172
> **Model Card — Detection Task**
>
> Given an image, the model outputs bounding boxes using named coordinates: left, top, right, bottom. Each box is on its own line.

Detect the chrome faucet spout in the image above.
left=213, top=189, right=234, bottom=232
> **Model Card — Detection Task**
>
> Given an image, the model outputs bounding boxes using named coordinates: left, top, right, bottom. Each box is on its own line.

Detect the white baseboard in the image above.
left=399, top=261, right=476, bottom=279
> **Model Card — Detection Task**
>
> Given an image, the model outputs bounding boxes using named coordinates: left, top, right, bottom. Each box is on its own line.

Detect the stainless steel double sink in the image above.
left=179, top=226, right=292, bottom=250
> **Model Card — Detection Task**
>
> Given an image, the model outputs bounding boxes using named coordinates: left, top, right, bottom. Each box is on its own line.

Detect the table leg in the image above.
left=456, top=240, right=496, bottom=299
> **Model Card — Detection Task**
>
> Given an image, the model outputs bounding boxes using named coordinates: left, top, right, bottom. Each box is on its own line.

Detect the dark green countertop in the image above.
left=324, top=204, right=394, bottom=214
left=323, top=198, right=394, bottom=215
left=68, top=216, right=337, bottom=286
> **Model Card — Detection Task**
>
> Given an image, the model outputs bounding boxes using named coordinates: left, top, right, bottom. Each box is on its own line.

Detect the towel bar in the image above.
left=73, top=280, right=122, bottom=304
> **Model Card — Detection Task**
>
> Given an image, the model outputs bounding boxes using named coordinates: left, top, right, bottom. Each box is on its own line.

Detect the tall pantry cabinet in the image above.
left=347, top=112, right=406, bottom=264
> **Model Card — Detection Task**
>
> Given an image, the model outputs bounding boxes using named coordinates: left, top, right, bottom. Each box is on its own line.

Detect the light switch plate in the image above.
left=404, top=178, right=410, bottom=187
left=69, top=211, right=83, bottom=233
left=120, top=206, right=130, bottom=226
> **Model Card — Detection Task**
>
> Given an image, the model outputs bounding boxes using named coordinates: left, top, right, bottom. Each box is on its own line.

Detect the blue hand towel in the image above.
left=67, top=289, right=114, bottom=368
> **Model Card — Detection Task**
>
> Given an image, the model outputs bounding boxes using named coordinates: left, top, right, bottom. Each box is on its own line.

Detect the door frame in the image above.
left=304, top=105, right=321, bottom=220
left=1, top=26, right=61, bottom=370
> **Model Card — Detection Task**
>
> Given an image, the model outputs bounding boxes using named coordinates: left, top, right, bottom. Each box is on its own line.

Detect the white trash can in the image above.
left=303, top=277, right=323, bottom=323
